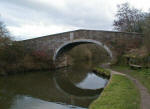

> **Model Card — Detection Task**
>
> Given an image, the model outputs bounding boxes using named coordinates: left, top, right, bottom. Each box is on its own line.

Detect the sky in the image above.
left=0, top=0, right=150, bottom=40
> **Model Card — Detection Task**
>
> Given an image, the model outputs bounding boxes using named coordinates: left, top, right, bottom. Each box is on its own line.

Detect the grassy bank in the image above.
left=112, top=65, right=150, bottom=93
left=93, top=67, right=110, bottom=77
left=89, top=74, right=140, bottom=109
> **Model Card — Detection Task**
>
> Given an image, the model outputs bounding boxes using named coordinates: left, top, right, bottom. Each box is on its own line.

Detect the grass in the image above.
left=89, top=74, right=140, bottom=109
left=94, top=67, right=111, bottom=77
left=112, top=65, right=150, bottom=93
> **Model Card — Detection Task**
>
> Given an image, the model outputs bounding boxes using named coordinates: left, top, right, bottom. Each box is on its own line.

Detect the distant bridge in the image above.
left=22, top=29, right=143, bottom=64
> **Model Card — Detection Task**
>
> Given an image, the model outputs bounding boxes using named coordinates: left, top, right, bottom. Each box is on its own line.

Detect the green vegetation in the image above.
left=94, top=67, right=110, bottom=77
left=112, top=65, right=150, bottom=93
left=143, top=12, right=150, bottom=53
left=89, top=74, right=140, bottom=109
left=114, top=2, right=150, bottom=63
left=64, top=44, right=110, bottom=66
left=0, top=20, right=54, bottom=76
left=0, top=42, right=54, bottom=75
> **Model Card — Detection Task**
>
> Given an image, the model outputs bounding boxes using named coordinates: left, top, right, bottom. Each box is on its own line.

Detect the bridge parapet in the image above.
left=21, top=29, right=143, bottom=65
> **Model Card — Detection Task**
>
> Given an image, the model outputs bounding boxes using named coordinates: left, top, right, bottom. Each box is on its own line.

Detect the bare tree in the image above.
left=0, top=18, right=11, bottom=47
left=113, top=2, right=145, bottom=33
left=0, top=21, right=9, bottom=37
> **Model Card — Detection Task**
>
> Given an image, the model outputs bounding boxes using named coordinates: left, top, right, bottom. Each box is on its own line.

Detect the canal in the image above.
left=0, top=64, right=108, bottom=109
left=0, top=44, right=110, bottom=109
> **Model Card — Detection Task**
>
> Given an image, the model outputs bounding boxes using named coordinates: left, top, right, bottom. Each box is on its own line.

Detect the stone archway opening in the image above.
left=53, top=39, right=113, bottom=62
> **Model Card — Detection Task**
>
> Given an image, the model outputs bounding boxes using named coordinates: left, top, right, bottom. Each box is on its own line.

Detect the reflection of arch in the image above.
left=53, top=39, right=113, bottom=61
left=53, top=73, right=103, bottom=98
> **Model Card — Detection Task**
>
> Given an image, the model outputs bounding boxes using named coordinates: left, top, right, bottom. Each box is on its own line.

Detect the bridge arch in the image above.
left=53, top=39, right=113, bottom=61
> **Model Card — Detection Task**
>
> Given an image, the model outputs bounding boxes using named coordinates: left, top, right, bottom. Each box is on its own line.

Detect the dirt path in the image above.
left=110, top=70, right=150, bottom=109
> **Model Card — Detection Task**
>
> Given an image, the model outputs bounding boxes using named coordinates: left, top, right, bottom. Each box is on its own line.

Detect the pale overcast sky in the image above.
left=0, top=0, right=150, bottom=40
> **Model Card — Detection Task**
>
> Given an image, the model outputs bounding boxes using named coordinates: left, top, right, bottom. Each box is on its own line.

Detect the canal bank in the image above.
left=89, top=70, right=141, bottom=109
left=111, top=66, right=150, bottom=109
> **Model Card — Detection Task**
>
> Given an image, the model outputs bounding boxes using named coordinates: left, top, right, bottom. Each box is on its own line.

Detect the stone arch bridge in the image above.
left=21, top=29, right=143, bottom=65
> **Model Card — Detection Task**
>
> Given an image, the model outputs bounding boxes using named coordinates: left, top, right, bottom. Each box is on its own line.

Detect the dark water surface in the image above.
left=0, top=66, right=108, bottom=109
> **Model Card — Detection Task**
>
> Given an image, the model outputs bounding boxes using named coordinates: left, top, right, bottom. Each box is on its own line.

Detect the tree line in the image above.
left=113, top=2, right=150, bottom=53
left=114, top=2, right=150, bottom=67
left=0, top=20, right=54, bottom=76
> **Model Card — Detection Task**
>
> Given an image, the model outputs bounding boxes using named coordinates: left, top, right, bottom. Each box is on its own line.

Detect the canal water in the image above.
left=0, top=65, right=108, bottom=109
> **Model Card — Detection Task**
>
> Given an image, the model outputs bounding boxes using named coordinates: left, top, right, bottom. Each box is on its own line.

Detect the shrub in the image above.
left=0, top=42, right=54, bottom=75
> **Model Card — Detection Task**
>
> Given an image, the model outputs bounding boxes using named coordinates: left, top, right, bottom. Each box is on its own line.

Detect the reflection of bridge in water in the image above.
left=53, top=71, right=104, bottom=99
left=0, top=68, right=107, bottom=108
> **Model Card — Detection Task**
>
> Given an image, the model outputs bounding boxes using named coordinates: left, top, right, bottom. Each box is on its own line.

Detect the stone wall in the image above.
left=21, top=29, right=143, bottom=63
